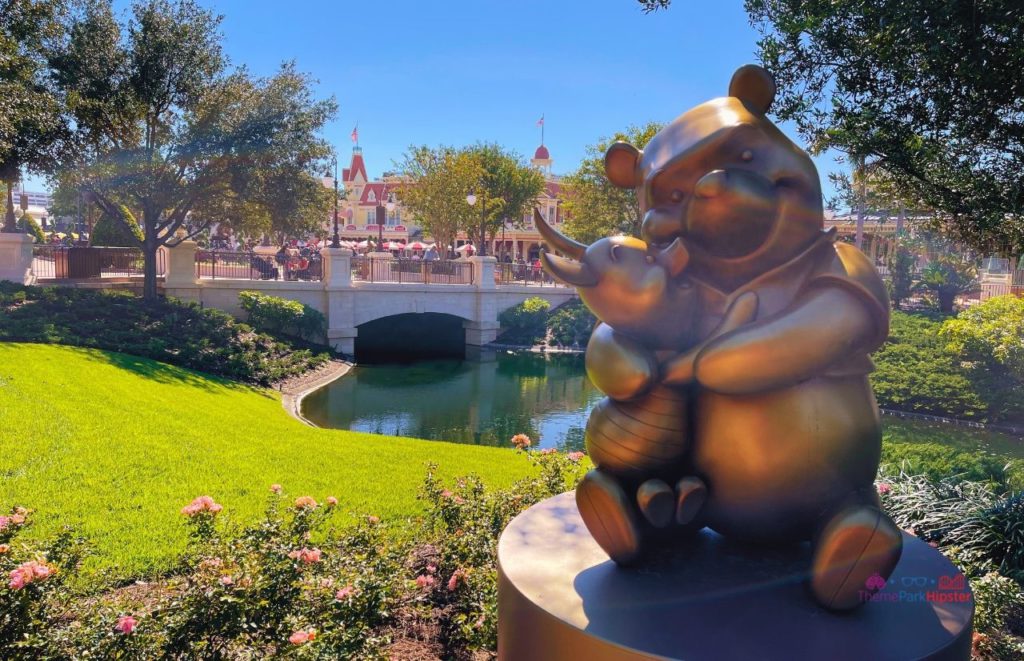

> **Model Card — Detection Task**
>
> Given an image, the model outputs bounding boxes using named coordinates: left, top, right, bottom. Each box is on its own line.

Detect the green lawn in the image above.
left=0, top=343, right=531, bottom=585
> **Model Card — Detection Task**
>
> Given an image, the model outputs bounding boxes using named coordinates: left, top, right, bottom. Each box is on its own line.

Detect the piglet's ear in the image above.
left=604, top=141, right=642, bottom=189
left=728, top=64, right=776, bottom=115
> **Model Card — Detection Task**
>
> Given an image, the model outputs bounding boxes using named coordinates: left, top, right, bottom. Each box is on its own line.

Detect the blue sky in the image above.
left=26, top=0, right=847, bottom=202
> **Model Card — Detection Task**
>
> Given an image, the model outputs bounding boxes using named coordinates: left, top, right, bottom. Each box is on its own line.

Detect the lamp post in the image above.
left=376, top=186, right=393, bottom=249
left=326, top=155, right=341, bottom=248
left=466, top=191, right=487, bottom=256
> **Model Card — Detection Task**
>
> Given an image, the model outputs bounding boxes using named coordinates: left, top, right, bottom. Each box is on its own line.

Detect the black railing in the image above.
left=495, top=262, right=561, bottom=287
left=32, top=246, right=161, bottom=280
left=351, top=257, right=474, bottom=285
left=195, top=250, right=323, bottom=282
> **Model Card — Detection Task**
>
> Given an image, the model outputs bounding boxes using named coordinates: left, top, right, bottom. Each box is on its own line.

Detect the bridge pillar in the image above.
left=322, top=247, right=357, bottom=356
left=464, top=319, right=501, bottom=346
left=164, top=240, right=198, bottom=288
left=470, top=255, right=496, bottom=290
left=0, top=232, right=34, bottom=285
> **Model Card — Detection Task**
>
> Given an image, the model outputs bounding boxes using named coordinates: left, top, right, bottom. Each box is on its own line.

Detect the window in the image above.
left=366, top=210, right=374, bottom=224
left=367, top=190, right=376, bottom=203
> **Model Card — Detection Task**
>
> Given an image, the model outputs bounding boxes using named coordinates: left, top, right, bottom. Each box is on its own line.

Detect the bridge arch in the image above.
left=354, top=312, right=470, bottom=361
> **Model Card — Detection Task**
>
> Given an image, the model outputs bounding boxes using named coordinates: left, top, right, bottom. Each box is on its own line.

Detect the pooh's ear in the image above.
left=604, top=142, right=642, bottom=189
left=728, top=64, right=776, bottom=115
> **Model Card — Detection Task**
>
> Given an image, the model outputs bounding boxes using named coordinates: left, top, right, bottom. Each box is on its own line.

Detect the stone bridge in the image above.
left=158, top=243, right=576, bottom=354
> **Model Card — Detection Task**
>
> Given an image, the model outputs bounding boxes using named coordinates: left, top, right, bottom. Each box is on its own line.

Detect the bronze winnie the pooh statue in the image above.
left=538, top=64, right=902, bottom=611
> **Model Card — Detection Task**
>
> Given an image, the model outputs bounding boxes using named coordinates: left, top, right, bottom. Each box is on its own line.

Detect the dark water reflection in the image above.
left=302, top=351, right=1024, bottom=457
left=301, top=351, right=598, bottom=450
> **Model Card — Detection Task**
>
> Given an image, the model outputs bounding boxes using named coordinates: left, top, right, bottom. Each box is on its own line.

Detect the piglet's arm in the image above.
left=661, top=292, right=759, bottom=386
left=585, top=322, right=659, bottom=401
left=693, top=286, right=877, bottom=395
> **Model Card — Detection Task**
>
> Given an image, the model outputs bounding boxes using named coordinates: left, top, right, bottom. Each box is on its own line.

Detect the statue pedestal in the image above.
left=498, top=492, right=973, bottom=661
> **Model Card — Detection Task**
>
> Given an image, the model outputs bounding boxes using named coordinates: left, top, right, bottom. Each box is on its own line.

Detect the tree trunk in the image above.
left=142, top=241, right=159, bottom=301
left=854, top=156, right=866, bottom=250
left=3, top=179, right=16, bottom=233
left=938, top=290, right=955, bottom=314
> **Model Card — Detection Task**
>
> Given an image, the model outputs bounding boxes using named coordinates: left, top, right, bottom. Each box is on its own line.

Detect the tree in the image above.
left=465, top=143, right=544, bottom=256
left=396, top=145, right=481, bottom=256
left=747, top=0, right=1024, bottom=254
left=90, top=205, right=144, bottom=246
left=52, top=0, right=335, bottom=298
left=560, top=122, right=662, bottom=243
left=0, top=0, right=70, bottom=231
left=885, top=237, right=917, bottom=311
left=637, top=0, right=671, bottom=11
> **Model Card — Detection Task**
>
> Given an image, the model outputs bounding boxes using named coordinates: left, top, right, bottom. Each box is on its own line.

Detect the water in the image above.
left=301, top=351, right=1024, bottom=458
left=301, top=351, right=600, bottom=450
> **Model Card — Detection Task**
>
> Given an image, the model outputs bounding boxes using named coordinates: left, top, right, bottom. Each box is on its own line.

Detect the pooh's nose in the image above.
left=694, top=169, right=729, bottom=199
left=641, top=207, right=682, bottom=245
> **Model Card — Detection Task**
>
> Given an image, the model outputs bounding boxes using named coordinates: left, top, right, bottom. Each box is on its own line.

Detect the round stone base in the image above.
left=498, top=492, right=973, bottom=661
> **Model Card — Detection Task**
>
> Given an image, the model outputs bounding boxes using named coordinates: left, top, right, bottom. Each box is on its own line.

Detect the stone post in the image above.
left=470, top=255, right=496, bottom=290
left=321, top=246, right=352, bottom=288
left=163, top=240, right=198, bottom=289
left=322, top=246, right=357, bottom=356
left=465, top=255, right=500, bottom=346
left=0, top=233, right=35, bottom=285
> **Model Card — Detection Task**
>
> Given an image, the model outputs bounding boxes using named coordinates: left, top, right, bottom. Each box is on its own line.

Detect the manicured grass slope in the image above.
left=0, top=343, right=531, bottom=583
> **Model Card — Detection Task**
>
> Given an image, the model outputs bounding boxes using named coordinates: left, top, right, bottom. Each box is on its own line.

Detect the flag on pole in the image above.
left=536, top=115, right=544, bottom=127
left=350, top=125, right=359, bottom=144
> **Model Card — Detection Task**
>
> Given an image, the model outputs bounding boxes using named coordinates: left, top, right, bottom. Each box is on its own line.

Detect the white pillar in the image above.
left=321, top=246, right=352, bottom=288
left=322, top=246, right=357, bottom=355
left=163, top=240, right=198, bottom=288
left=470, top=255, right=496, bottom=290
left=0, top=233, right=34, bottom=285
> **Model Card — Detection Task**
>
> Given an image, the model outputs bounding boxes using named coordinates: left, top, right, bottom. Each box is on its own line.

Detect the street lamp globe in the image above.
left=466, top=193, right=477, bottom=206
left=386, top=198, right=396, bottom=213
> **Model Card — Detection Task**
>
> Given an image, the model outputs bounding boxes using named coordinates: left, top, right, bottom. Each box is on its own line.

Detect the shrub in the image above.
left=238, top=290, right=326, bottom=342
left=880, top=441, right=1018, bottom=487
left=15, top=212, right=44, bottom=244
left=90, top=206, right=144, bottom=247
left=0, top=448, right=586, bottom=659
left=547, top=298, right=596, bottom=347
left=0, top=283, right=330, bottom=386
left=871, top=311, right=991, bottom=421
left=941, top=295, right=1024, bottom=381
left=498, top=297, right=550, bottom=345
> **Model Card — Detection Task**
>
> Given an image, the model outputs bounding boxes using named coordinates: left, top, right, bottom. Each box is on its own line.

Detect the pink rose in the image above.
left=294, top=496, right=317, bottom=510
left=289, top=629, right=316, bottom=645
left=115, top=616, right=138, bottom=634
left=367, top=515, right=380, bottom=525
left=336, top=585, right=355, bottom=600
left=426, top=564, right=437, bottom=574
left=415, top=574, right=435, bottom=589
left=326, top=496, right=338, bottom=507
left=0, top=544, right=9, bottom=554
left=220, top=575, right=233, bottom=586
left=510, top=434, right=531, bottom=450
left=181, top=496, right=222, bottom=517
left=288, top=548, right=322, bottom=564
left=567, top=451, right=585, bottom=462
left=447, top=568, right=467, bottom=591
left=876, top=482, right=892, bottom=495
left=270, top=484, right=283, bottom=494
left=8, top=561, right=55, bottom=590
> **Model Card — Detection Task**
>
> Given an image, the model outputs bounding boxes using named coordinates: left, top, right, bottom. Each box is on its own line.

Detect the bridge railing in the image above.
left=494, top=263, right=563, bottom=287
left=32, top=245, right=162, bottom=280
left=351, top=257, right=474, bottom=285
left=194, top=250, right=323, bottom=282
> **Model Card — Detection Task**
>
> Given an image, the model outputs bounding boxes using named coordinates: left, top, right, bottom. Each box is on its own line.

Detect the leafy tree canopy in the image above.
left=51, top=0, right=336, bottom=297
left=746, top=0, right=1024, bottom=254
left=561, top=122, right=662, bottom=243
left=0, top=0, right=71, bottom=229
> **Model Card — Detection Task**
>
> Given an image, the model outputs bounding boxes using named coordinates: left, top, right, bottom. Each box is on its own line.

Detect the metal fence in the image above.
left=195, top=250, right=323, bottom=282
left=351, top=257, right=474, bottom=285
left=32, top=246, right=161, bottom=280
left=495, top=262, right=562, bottom=287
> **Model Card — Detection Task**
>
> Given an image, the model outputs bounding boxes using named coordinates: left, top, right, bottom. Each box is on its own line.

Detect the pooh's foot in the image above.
left=810, top=506, right=903, bottom=611
left=674, top=476, right=707, bottom=525
left=637, top=479, right=674, bottom=527
left=576, top=470, right=643, bottom=565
